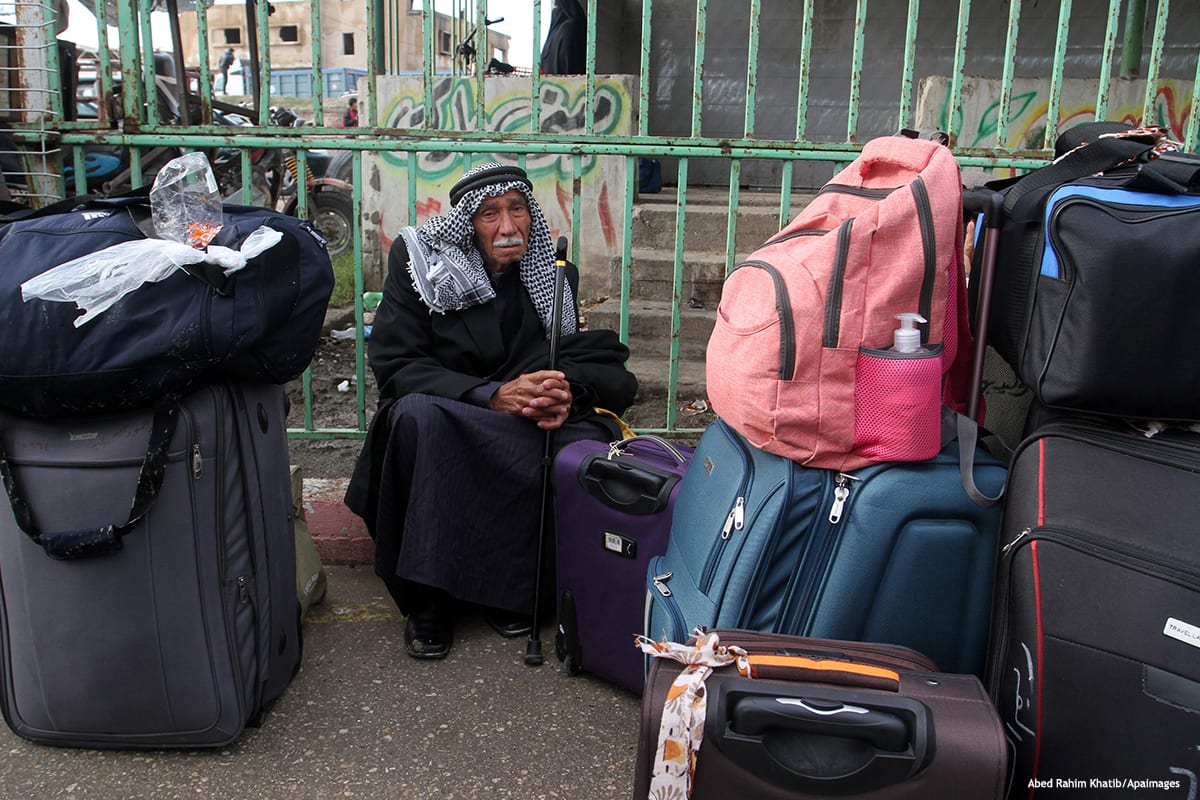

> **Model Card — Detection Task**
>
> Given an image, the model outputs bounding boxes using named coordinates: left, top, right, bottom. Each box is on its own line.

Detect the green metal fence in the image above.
left=2, top=0, right=1197, bottom=440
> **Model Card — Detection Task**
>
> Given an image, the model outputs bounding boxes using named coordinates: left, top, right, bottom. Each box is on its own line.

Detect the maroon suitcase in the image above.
left=553, top=434, right=693, bottom=694
left=634, top=630, right=1006, bottom=799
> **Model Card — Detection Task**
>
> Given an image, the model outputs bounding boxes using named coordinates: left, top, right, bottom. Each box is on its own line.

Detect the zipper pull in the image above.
left=721, top=496, right=745, bottom=539
left=828, top=474, right=858, bottom=524
left=830, top=474, right=849, bottom=525
left=192, top=444, right=203, bottom=479
left=652, top=572, right=672, bottom=597
left=237, top=575, right=250, bottom=604
left=1002, top=527, right=1032, bottom=556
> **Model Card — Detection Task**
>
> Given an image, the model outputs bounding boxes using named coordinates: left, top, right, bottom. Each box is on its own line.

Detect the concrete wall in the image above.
left=612, top=0, right=1198, bottom=189
left=361, top=73, right=637, bottom=299
left=917, top=75, right=1197, bottom=159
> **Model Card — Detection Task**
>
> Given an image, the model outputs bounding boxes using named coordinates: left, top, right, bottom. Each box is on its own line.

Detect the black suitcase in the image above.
left=635, top=630, right=1007, bottom=799
left=987, top=415, right=1200, bottom=797
left=0, top=381, right=301, bottom=748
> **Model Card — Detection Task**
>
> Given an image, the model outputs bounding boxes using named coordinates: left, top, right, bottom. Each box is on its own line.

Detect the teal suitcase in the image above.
left=644, top=418, right=1006, bottom=676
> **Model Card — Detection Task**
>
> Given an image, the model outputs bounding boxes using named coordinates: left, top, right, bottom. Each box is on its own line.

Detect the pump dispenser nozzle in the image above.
left=892, top=313, right=927, bottom=353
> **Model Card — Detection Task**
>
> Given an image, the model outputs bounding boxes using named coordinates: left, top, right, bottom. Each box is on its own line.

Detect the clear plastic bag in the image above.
left=21, top=227, right=283, bottom=327
left=21, top=153, right=286, bottom=326
left=150, top=151, right=224, bottom=248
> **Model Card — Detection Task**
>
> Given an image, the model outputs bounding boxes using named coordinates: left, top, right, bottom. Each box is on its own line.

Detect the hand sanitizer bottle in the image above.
left=891, top=313, right=929, bottom=353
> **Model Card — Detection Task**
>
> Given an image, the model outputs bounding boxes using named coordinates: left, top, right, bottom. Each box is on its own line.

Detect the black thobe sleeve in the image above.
left=367, top=238, right=498, bottom=403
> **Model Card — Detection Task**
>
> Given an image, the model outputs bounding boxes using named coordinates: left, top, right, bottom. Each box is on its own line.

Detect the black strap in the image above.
left=1052, top=120, right=1134, bottom=157
left=1002, top=135, right=1157, bottom=216
left=0, top=395, right=181, bottom=560
left=1125, top=151, right=1200, bottom=194
left=954, top=412, right=1007, bottom=508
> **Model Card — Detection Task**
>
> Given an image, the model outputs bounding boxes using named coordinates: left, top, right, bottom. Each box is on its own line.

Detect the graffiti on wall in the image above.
left=369, top=75, right=634, bottom=269
left=920, top=76, right=1193, bottom=166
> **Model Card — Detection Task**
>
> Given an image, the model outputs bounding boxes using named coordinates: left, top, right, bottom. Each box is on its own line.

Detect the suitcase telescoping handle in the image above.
left=963, top=186, right=1004, bottom=423
left=709, top=678, right=935, bottom=795
left=955, top=186, right=1007, bottom=508
left=0, top=395, right=180, bottom=560
left=578, top=453, right=682, bottom=516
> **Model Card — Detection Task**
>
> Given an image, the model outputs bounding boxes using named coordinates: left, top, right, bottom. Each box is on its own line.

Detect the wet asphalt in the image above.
left=0, top=565, right=643, bottom=800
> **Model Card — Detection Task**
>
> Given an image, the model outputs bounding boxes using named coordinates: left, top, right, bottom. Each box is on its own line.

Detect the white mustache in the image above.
left=492, top=236, right=525, bottom=248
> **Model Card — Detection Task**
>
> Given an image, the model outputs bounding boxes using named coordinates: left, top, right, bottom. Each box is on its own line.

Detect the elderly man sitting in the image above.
left=345, top=163, right=638, bottom=659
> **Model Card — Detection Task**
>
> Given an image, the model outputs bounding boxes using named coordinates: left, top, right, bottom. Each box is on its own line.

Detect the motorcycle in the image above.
left=59, top=63, right=354, bottom=259
left=263, top=106, right=355, bottom=259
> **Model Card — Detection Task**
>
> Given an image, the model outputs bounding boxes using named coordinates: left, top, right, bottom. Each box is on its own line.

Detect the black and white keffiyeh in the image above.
left=400, top=162, right=578, bottom=339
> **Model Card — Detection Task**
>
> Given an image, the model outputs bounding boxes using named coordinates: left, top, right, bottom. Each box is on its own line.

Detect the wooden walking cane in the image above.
left=525, top=236, right=569, bottom=666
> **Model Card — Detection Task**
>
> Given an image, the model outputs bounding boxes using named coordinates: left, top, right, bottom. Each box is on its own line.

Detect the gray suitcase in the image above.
left=0, top=381, right=301, bottom=748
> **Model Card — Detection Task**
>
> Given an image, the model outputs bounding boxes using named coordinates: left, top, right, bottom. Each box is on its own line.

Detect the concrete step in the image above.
left=608, top=250, right=729, bottom=307
left=626, top=353, right=708, bottom=399
left=588, top=298, right=717, bottom=360
left=631, top=189, right=816, bottom=252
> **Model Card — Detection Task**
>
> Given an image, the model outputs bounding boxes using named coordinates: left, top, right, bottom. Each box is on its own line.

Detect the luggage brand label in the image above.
left=1163, top=617, right=1200, bottom=650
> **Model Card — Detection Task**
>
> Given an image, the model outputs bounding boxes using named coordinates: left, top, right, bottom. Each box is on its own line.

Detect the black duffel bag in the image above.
left=0, top=194, right=334, bottom=416
left=977, top=122, right=1200, bottom=422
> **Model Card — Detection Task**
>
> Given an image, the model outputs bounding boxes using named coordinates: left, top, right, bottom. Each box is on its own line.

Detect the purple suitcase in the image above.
left=553, top=434, right=694, bottom=694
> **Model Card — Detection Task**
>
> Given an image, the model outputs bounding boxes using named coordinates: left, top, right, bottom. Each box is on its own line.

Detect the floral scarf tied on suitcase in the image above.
left=637, top=630, right=745, bottom=799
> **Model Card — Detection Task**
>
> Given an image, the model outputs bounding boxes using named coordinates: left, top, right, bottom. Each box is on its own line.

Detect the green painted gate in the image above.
left=2, top=0, right=1196, bottom=439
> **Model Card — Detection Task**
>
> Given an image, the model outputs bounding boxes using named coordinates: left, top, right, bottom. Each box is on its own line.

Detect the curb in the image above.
left=302, top=477, right=373, bottom=565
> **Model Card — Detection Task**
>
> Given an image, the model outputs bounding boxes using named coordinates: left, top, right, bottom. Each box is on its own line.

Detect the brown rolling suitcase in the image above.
left=633, top=630, right=1006, bottom=799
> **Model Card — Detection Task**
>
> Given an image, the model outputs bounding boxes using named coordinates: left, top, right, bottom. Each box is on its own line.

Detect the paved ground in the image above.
left=0, top=565, right=644, bottom=800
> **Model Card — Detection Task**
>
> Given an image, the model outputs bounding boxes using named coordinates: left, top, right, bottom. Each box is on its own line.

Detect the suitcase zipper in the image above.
left=1010, top=524, right=1199, bottom=584
left=721, top=497, right=745, bottom=539
left=987, top=524, right=1200, bottom=703
left=1047, top=192, right=1200, bottom=283
left=783, top=472, right=860, bottom=631
left=827, top=472, right=859, bottom=524
left=647, top=558, right=689, bottom=642
left=1029, top=420, right=1200, bottom=471
left=698, top=428, right=754, bottom=594
left=228, top=385, right=267, bottom=716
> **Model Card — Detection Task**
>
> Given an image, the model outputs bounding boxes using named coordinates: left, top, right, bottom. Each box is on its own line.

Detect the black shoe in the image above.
left=485, top=609, right=533, bottom=638
left=405, top=601, right=454, bottom=659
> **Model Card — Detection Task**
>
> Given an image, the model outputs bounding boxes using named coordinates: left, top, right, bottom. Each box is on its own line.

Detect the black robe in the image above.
left=344, top=238, right=638, bottom=613
left=539, top=0, right=587, bottom=75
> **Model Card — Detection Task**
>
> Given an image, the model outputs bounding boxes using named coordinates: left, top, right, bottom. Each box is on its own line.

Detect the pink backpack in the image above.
left=706, top=135, right=973, bottom=471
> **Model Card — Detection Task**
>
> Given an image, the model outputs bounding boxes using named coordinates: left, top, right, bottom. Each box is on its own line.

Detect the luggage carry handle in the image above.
left=736, top=653, right=902, bottom=691
left=0, top=395, right=180, bottom=560
left=607, top=433, right=690, bottom=465
left=709, top=679, right=936, bottom=795
left=578, top=448, right=684, bottom=516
